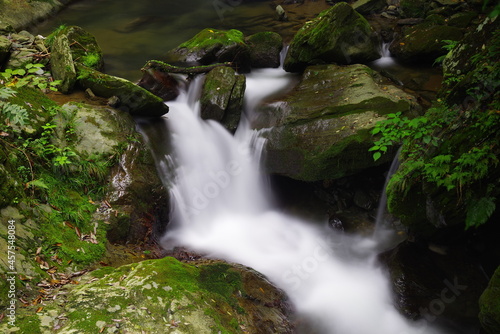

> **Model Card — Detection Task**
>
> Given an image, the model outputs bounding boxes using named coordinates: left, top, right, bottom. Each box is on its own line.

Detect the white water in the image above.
left=372, top=42, right=397, bottom=68
left=158, top=68, right=442, bottom=334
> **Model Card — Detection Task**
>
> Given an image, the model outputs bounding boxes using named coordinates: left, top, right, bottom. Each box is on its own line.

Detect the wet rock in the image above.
left=283, top=2, right=380, bottom=72
left=479, top=265, right=500, bottom=334
left=0, top=0, right=70, bottom=31
left=389, top=24, right=463, bottom=64
left=137, top=69, right=180, bottom=101
left=200, top=66, right=246, bottom=132
left=253, top=64, right=420, bottom=181
left=352, top=0, right=387, bottom=15
left=50, top=25, right=104, bottom=71
left=50, top=34, right=77, bottom=93
left=75, top=64, right=169, bottom=117
left=380, top=240, right=488, bottom=331
left=4, top=257, right=294, bottom=333
left=246, top=31, right=283, bottom=68
left=164, top=28, right=250, bottom=70
left=0, top=35, right=12, bottom=67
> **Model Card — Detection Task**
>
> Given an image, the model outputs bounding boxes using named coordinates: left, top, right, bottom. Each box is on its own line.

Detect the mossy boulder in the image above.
left=246, top=31, right=283, bottom=68
left=57, top=102, right=169, bottom=244
left=164, top=28, right=250, bottom=69
left=283, top=2, right=380, bottom=72
left=2, top=257, right=294, bottom=333
left=50, top=34, right=77, bottom=93
left=200, top=66, right=246, bottom=133
left=447, top=11, right=478, bottom=28
left=50, top=25, right=104, bottom=71
left=75, top=64, right=169, bottom=117
left=0, top=35, right=11, bottom=66
left=480, top=265, right=500, bottom=334
left=389, top=24, right=464, bottom=64
left=0, top=146, right=23, bottom=208
left=253, top=64, right=420, bottom=181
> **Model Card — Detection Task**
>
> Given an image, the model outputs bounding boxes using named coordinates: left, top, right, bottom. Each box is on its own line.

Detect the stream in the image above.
left=33, top=1, right=454, bottom=333
left=136, top=67, right=446, bottom=334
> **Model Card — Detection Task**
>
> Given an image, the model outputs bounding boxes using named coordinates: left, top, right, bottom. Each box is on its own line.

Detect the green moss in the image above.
left=17, top=314, right=42, bottom=334
left=480, top=266, right=500, bottom=334
left=179, top=28, right=245, bottom=50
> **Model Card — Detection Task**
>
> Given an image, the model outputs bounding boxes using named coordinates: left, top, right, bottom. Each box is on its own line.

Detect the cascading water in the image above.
left=144, top=67, right=444, bottom=334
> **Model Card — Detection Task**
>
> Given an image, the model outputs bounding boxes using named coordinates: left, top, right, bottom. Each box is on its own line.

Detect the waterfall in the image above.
left=144, top=67, right=443, bottom=334
left=372, top=42, right=396, bottom=68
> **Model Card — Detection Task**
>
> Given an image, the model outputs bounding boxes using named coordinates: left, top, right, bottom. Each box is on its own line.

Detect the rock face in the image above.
left=3, top=257, right=294, bottom=333
left=246, top=31, right=283, bottom=68
left=389, top=24, right=464, bottom=63
left=76, top=64, right=169, bottom=117
left=50, top=34, right=77, bottom=93
left=352, top=0, right=387, bottom=15
left=200, top=66, right=246, bottom=132
left=480, top=266, right=500, bottom=334
left=164, top=28, right=249, bottom=69
left=253, top=64, right=419, bottom=181
left=0, top=0, right=72, bottom=31
left=283, top=2, right=380, bottom=72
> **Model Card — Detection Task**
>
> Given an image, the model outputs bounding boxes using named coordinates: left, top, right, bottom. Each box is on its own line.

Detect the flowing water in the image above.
left=139, top=67, right=445, bottom=334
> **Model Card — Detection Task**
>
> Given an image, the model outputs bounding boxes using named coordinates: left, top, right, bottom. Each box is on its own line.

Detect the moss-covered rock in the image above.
left=0, top=35, right=11, bottom=66
left=200, top=66, right=246, bottom=133
left=164, top=28, right=250, bottom=69
left=1, top=257, right=294, bottom=333
left=253, top=64, right=420, bottom=181
left=480, top=265, right=500, bottom=334
left=49, top=25, right=104, bottom=71
left=75, top=64, right=169, bottom=117
left=283, top=2, right=380, bottom=72
left=390, top=24, right=464, bottom=64
left=50, top=34, right=76, bottom=93
left=246, top=31, right=283, bottom=68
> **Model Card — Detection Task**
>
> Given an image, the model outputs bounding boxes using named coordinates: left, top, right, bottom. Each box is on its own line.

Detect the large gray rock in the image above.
left=76, top=64, right=169, bottom=117
left=253, top=64, right=419, bottom=181
left=283, top=2, right=380, bottom=72
left=200, top=66, right=246, bottom=133
left=50, top=34, right=77, bottom=93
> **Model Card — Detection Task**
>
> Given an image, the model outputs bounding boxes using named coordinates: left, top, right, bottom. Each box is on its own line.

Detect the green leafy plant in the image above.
left=434, top=40, right=459, bottom=66
left=0, top=63, right=61, bottom=91
left=0, top=86, right=30, bottom=128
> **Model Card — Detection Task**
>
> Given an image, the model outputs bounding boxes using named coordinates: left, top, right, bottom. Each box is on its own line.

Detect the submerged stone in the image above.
left=253, top=64, right=419, bottom=181
left=283, top=2, right=380, bottom=72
